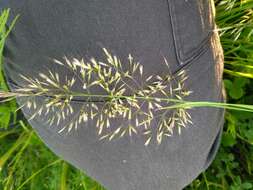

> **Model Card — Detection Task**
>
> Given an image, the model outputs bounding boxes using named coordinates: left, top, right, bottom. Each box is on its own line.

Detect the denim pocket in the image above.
left=167, top=0, right=215, bottom=66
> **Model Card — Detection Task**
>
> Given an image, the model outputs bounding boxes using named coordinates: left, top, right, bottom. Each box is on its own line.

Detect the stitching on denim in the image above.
left=167, top=0, right=215, bottom=66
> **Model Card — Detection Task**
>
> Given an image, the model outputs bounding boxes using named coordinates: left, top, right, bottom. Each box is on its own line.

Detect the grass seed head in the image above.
left=0, top=48, right=193, bottom=146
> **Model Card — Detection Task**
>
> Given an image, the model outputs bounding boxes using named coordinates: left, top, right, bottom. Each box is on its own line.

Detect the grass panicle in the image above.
left=0, top=48, right=193, bottom=146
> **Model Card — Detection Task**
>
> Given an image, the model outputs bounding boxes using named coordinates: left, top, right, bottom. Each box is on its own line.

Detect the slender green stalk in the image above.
left=0, top=132, right=28, bottom=170
left=0, top=129, right=18, bottom=139
left=4, top=131, right=33, bottom=190
left=4, top=90, right=253, bottom=112
left=160, top=101, right=253, bottom=112
left=224, top=69, right=253, bottom=79
left=202, top=172, right=210, bottom=190
left=16, top=159, right=62, bottom=190
left=60, top=161, right=69, bottom=190
left=0, top=9, right=19, bottom=91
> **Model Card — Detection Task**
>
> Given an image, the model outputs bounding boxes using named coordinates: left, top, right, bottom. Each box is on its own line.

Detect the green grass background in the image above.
left=1, top=0, right=253, bottom=189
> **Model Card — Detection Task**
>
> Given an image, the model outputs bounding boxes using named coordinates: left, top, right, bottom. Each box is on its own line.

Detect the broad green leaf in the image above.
left=221, top=132, right=237, bottom=147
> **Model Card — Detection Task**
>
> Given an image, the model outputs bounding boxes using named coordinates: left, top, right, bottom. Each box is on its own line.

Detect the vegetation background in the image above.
left=0, top=0, right=253, bottom=189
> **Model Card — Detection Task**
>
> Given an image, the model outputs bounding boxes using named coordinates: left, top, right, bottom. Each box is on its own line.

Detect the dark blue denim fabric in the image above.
left=1, top=1, right=225, bottom=189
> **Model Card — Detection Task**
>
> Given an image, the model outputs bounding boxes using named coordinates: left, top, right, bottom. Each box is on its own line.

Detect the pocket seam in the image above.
left=167, top=0, right=215, bottom=66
